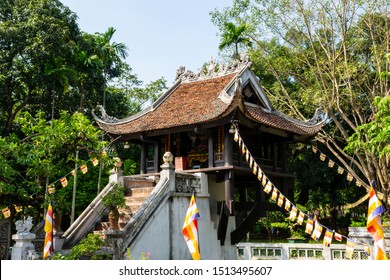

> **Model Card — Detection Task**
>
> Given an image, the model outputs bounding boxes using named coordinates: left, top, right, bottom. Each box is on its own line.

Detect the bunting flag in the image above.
left=305, top=218, right=314, bottom=234
left=252, top=163, right=258, bottom=175
left=328, top=160, right=335, bottom=168
left=48, top=185, right=55, bottom=194
left=346, top=239, right=355, bottom=259
left=334, top=232, right=343, bottom=242
left=312, top=146, right=317, bottom=153
left=264, top=181, right=273, bottom=194
left=245, top=150, right=250, bottom=162
left=284, top=199, right=291, bottom=211
left=311, top=223, right=323, bottom=241
left=234, top=130, right=239, bottom=142
left=182, top=193, right=200, bottom=260
left=92, top=158, right=99, bottom=166
left=261, top=176, right=267, bottom=187
left=277, top=194, right=284, bottom=207
left=80, top=165, right=88, bottom=174
left=366, top=186, right=387, bottom=260
left=71, top=169, right=76, bottom=176
left=2, top=207, right=11, bottom=218
left=297, top=211, right=305, bottom=225
left=14, top=205, right=23, bottom=213
left=60, top=177, right=68, bottom=187
left=249, top=156, right=254, bottom=168
left=356, top=180, right=362, bottom=187
left=337, top=166, right=344, bottom=174
left=257, top=169, right=263, bottom=181
left=271, top=188, right=278, bottom=201
left=241, top=144, right=246, bottom=155
left=289, top=206, right=298, bottom=221
left=320, top=153, right=326, bottom=161
left=43, top=202, right=53, bottom=259
left=346, top=173, right=353, bottom=182
left=323, top=229, right=333, bottom=247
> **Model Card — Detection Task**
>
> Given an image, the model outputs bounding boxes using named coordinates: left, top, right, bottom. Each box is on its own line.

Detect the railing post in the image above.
left=160, top=152, right=175, bottom=192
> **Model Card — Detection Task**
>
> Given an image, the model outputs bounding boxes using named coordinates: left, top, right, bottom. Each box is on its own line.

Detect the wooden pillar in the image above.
left=224, top=124, right=233, bottom=166
left=208, top=128, right=214, bottom=168
left=140, top=143, right=147, bottom=174
left=153, top=142, right=160, bottom=173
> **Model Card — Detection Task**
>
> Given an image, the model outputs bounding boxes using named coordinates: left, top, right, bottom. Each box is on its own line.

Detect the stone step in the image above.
left=124, top=177, right=157, bottom=192
left=126, top=187, right=154, bottom=197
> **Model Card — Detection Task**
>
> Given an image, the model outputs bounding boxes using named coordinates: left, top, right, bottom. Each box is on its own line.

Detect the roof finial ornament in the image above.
left=96, top=105, right=119, bottom=123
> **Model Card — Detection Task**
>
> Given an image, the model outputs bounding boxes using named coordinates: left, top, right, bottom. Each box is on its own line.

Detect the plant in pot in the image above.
left=102, top=183, right=126, bottom=230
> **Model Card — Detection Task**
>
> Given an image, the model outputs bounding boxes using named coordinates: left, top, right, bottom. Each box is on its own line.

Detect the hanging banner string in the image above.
left=311, top=146, right=390, bottom=205
left=232, top=124, right=372, bottom=258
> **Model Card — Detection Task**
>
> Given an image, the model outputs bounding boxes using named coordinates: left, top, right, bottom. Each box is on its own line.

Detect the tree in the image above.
left=211, top=0, right=390, bottom=204
left=0, top=0, right=80, bottom=134
left=94, top=27, right=128, bottom=108
left=218, top=22, right=252, bottom=59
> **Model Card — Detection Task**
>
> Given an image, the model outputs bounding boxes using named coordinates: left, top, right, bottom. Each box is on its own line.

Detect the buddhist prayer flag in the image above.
left=289, top=206, right=298, bottom=221
left=245, top=150, right=250, bottom=162
left=312, top=146, right=317, bottom=153
left=305, top=218, right=314, bottom=234
left=311, top=224, right=323, bottom=241
left=346, top=239, right=355, bottom=259
left=320, top=153, right=326, bottom=161
left=334, top=232, right=343, bottom=242
left=297, top=211, right=305, bottom=225
left=257, top=170, right=263, bottom=181
left=241, top=144, right=246, bottom=155
left=14, top=205, right=23, bottom=213
left=323, top=229, right=333, bottom=247
left=346, top=173, right=353, bottom=182
left=262, top=176, right=267, bottom=187
left=264, top=181, right=273, bottom=194
left=366, top=186, right=387, bottom=260
left=356, top=180, right=362, bottom=187
left=328, top=160, right=335, bottom=168
left=249, top=156, right=254, bottom=168
left=71, top=169, right=76, bottom=176
left=277, top=194, right=284, bottom=207
left=92, top=158, right=99, bottom=166
left=337, top=166, right=344, bottom=174
left=60, top=177, right=68, bottom=187
left=48, top=185, right=55, bottom=194
left=43, top=202, right=53, bottom=259
left=2, top=207, right=11, bottom=218
left=271, top=188, right=278, bottom=201
left=80, top=165, right=88, bottom=174
left=234, top=130, right=239, bottom=142
left=252, top=163, right=258, bottom=175
left=182, top=194, right=200, bottom=260
left=284, top=199, right=291, bottom=211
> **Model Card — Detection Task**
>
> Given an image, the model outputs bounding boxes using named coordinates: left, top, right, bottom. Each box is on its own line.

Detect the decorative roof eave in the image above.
left=242, top=102, right=327, bottom=137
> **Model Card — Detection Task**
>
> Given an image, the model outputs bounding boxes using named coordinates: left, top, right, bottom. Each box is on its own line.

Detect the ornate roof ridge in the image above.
left=175, top=54, right=251, bottom=83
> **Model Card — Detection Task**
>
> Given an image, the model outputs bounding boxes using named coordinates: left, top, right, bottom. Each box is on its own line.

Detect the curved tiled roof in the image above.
left=244, top=104, right=325, bottom=136
left=94, top=73, right=237, bottom=135
left=93, top=66, right=326, bottom=138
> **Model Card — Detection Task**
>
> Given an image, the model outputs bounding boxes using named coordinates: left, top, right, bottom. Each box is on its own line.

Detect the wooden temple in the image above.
left=93, top=56, right=326, bottom=244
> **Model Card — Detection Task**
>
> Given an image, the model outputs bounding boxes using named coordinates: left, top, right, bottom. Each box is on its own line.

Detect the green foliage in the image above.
left=102, top=183, right=126, bottom=210
left=52, top=233, right=111, bottom=260
left=346, top=95, right=390, bottom=158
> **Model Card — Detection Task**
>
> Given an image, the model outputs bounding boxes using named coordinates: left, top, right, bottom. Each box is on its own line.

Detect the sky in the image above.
left=60, top=0, right=232, bottom=86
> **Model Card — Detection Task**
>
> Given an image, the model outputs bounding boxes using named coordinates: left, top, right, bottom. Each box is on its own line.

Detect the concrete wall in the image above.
left=128, top=173, right=237, bottom=260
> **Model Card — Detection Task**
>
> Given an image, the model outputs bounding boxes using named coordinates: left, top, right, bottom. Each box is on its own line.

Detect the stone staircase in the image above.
left=94, top=176, right=157, bottom=235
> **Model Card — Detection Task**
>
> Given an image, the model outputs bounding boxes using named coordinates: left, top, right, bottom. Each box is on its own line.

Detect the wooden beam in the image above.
left=217, top=201, right=230, bottom=246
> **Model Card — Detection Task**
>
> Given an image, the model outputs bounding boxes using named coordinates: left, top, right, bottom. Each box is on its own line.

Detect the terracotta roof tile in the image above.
left=96, top=73, right=237, bottom=135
